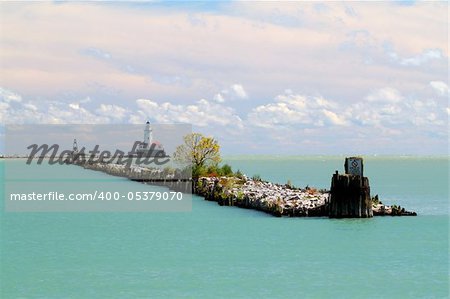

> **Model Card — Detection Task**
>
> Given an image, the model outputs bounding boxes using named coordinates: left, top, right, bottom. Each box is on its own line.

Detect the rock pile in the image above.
left=195, top=177, right=329, bottom=217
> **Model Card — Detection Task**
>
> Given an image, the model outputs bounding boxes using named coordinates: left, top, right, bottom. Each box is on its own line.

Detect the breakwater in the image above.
left=81, top=162, right=191, bottom=193
left=194, top=176, right=328, bottom=217
left=193, top=176, right=416, bottom=217
left=75, top=161, right=416, bottom=217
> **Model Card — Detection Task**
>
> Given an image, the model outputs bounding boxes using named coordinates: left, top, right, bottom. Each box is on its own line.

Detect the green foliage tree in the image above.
left=173, top=133, right=221, bottom=177
left=220, top=164, right=233, bottom=176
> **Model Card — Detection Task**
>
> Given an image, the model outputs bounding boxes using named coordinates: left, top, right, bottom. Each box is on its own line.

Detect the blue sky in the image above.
left=0, top=1, right=448, bottom=155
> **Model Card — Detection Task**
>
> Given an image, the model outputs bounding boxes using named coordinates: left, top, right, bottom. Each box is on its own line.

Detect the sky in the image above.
left=0, top=1, right=448, bottom=155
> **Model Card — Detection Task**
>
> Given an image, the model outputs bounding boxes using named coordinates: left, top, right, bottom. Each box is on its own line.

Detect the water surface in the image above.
left=1, top=157, right=448, bottom=298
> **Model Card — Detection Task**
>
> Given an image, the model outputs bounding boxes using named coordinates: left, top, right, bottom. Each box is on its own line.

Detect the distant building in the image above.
left=135, top=121, right=167, bottom=157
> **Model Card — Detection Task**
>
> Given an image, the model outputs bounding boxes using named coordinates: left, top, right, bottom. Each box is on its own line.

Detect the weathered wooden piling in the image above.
left=329, top=157, right=373, bottom=218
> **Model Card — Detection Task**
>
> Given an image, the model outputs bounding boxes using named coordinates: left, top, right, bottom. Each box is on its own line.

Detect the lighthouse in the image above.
left=135, top=121, right=168, bottom=157
left=143, top=121, right=153, bottom=148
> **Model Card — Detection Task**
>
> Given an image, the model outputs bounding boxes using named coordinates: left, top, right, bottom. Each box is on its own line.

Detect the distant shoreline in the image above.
left=2, top=155, right=449, bottom=160
left=222, top=155, right=449, bottom=160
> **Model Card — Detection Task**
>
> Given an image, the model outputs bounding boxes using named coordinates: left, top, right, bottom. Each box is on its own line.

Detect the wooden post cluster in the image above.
left=329, top=157, right=373, bottom=218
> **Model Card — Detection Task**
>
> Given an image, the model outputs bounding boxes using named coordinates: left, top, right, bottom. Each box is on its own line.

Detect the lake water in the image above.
left=1, top=157, right=448, bottom=298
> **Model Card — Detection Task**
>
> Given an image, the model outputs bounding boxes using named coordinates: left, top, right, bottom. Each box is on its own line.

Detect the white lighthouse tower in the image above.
left=143, top=121, right=153, bottom=148
left=136, top=121, right=167, bottom=157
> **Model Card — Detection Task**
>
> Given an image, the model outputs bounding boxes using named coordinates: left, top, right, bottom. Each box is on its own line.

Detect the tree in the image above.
left=220, top=164, right=233, bottom=176
left=173, top=133, right=221, bottom=176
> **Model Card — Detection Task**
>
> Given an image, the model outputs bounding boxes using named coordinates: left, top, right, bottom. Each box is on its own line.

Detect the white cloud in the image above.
left=430, top=81, right=449, bottom=96
left=248, top=87, right=446, bottom=132
left=134, top=98, right=243, bottom=128
left=2, top=86, right=445, bottom=133
left=399, top=49, right=442, bottom=66
left=0, top=88, right=118, bottom=124
left=213, top=93, right=225, bottom=103
left=230, top=84, right=248, bottom=99
left=69, top=103, right=80, bottom=110
left=96, top=104, right=129, bottom=121
left=365, top=87, right=403, bottom=103
left=322, top=109, right=348, bottom=126
left=248, top=91, right=347, bottom=128
left=212, top=84, right=248, bottom=103
left=0, top=88, right=22, bottom=103
left=45, top=103, right=105, bottom=124
left=23, top=103, right=37, bottom=111
left=389, top=49, right=443, bottom=67
left=1, top=84, right=447, bottom=154
left=346, top=88, right=445, bottom=127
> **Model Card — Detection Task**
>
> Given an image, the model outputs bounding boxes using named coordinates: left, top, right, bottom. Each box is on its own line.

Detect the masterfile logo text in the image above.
left=3, top=124, right=192, bottom=212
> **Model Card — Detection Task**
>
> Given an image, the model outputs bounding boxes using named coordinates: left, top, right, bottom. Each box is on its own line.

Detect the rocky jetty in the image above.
left=372, top=196, right=417, bottom=216
left=74, top=161, right=417, bottom=218
left=81, top=162, right=191, bottom=193
left=194, top=176, right=417, bottom=217
left=194, top=176, right=329, bottom=217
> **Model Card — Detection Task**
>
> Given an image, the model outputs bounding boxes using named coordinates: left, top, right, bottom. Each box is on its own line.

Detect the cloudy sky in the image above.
left=0, top=1, right=448, bottom=155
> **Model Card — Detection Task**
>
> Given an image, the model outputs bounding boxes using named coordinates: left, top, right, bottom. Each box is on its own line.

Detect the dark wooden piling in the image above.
left=329, top=160, right=373, bottom=218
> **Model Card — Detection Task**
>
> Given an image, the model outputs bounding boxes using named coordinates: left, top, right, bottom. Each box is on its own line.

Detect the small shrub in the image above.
left=372, top=194, right=382, bottom=205
left=252, top=174, right=262, bottom=181
left=205, top=164, right=221, bottom=177
left=193, top=165, right=207, bottom=178
left=220, top=164, right=233, bottom=176
left=235, top=169, right=244, bottom=179
left=197, top=180, right=203, bottom=189
left=236, top=191, right=245, bottom=201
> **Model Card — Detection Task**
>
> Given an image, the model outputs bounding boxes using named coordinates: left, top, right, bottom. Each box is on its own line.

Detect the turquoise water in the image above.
left=1, top=157, right=449, bottom=298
